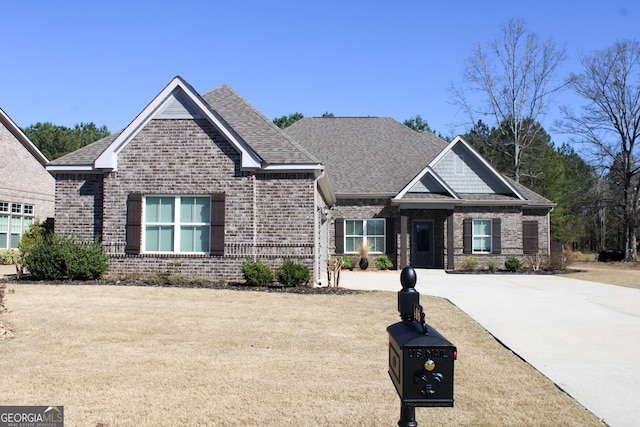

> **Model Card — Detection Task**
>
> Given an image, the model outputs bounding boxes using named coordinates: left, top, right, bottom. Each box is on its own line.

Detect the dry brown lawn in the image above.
left=1, top=283, right=604, bottom=426
left=566, top=260, right=640, bottom=289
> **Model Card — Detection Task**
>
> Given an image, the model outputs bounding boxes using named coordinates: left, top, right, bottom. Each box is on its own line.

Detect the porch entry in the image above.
left=412, top=220, right=434, bottom=268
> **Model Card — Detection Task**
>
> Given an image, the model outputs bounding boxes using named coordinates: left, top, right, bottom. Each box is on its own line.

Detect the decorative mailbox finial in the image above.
left=398, top=266, right=419, bottom=322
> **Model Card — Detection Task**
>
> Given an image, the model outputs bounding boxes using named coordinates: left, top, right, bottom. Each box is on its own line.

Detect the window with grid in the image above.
left=345, top=219, right=385, bottom=253
left=473, top=219, right=492, bottom=253
left=0, top=202, right=35, bottom=249
left=144, top=196, right=210, bottom=253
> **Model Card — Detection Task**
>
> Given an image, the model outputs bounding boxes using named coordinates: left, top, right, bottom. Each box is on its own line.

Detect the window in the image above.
left=463, top=218, right=501, bottom=255
left=144, top=196, right=210, bottom=253
left=473, top=219, right=492, bottom=253
left=0, top=202, right=35, bottom=249
left=345, top=219, right=385, bottom=253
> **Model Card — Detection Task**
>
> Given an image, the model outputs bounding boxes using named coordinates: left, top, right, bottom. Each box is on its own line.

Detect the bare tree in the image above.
left=559, top=40, right=640, bottom=261
left=454, top=19, right=567, bottom=182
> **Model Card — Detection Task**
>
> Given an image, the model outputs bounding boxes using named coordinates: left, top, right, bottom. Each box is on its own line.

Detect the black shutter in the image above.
left=335, top=218, right=344, bottom=254
left=210, top=193, right=225, bottom=256
left=126, top=193, right=142, bottom=254
left=523, top=221, right=539, bottom=254
left=385, top=218, right=396, bottom=256
left=492, top=218, right=502, bottom=254
left=463, top=219, right=472, bottom=254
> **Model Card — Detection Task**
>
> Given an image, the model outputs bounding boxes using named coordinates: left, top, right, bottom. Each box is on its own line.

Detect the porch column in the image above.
left=400, top=214, right=408, bottom=268
left=447, top=210, right=454, bottom=269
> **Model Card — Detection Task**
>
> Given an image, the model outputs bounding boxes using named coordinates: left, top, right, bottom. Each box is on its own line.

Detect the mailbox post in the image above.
left=388, top=266, right=457, bottom=427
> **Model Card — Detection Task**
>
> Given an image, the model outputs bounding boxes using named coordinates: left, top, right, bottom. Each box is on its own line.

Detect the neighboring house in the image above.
left=47, top=76, right=554, bottom=283
left=0, top=108, right=55, bottom=250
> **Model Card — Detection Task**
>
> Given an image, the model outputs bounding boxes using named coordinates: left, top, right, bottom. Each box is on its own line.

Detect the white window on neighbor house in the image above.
left=0, top=202, right=35, bottom=249
left=345, top=219, right=385, bottom=254
left=472, top=219, right=492, bottom=253
left=143, top=196, right=211, bottom=253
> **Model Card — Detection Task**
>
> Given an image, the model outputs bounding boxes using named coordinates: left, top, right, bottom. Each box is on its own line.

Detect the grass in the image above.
left=567, top=260, right=640, bottom=289
left=0, top=284, right=604, bottom=426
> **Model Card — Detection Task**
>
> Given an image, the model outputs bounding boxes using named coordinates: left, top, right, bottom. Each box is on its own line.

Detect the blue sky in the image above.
left=1, top=0, right=637, bottom=148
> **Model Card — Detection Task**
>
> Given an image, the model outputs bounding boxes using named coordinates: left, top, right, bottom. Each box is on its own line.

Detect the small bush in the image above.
left=146, top=272, right=168, bottom=286
left=276, top=260, right=310, bottom=287
left=242, top=258, right=273, bottom=286
left=504, top=257, right=522, bottom=272
left=24, top=234, right=109, bottom=280
left=191, top=277, right=209, bottom=287
left=167, top=274, right=190, bottom=287
left=338, top=255, right=352, bottom=270
left=375, top=255, right=393, bottom=270
left=486, top=257, right=499, bottom=272
left=0, top=249, right=19, bottom=265
left=462, top=256, right=479, bottom=271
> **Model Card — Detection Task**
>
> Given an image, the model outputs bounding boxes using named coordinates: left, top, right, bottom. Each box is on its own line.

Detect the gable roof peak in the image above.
left=0, top=107, right=50, bottom=166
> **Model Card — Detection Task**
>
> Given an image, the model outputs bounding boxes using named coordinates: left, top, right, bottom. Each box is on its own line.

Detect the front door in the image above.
left=412, top=221, right=434, bottom=268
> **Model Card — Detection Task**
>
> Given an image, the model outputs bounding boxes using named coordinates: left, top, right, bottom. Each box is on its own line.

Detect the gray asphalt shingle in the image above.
left=285, top=117, right=448, bottom=195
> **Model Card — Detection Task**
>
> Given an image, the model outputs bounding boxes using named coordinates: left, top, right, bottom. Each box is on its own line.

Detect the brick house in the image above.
left=0, top=108, right=55, bottom=250
left=47, top=76, right=554, bottom=283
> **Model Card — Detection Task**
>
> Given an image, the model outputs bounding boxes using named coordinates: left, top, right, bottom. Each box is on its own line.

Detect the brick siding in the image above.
left=54, top=119, right=316, bottom=282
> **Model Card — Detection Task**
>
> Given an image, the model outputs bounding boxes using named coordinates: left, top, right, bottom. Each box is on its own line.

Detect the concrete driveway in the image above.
left=340, top=268, right=640, bottom=427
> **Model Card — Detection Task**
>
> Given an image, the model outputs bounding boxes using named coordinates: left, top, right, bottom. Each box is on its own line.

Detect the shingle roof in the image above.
left=200, top=85, right=318, bottom=165
left=285, top=117, right=448, bottom=195
left=51, top=82, right=319, bottom=168
left=504, top=177, right=555, bottom=207
left=48, top=132, right=120, bottom=166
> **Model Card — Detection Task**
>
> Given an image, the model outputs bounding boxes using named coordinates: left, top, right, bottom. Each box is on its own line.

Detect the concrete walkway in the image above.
left=340, top=268, right=640, bottom=427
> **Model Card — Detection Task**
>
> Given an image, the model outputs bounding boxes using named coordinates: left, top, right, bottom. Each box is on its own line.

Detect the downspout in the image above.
left=313, top=168, right=325, bottom=286
left=252, top=174, right=257, bottom=259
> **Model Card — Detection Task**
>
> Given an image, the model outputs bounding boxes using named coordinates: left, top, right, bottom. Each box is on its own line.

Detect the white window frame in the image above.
left=142, top=195, right=211, bottom=254
left=344, top=219, right=386, bottom=254
left=0, top=202, right=35, bottom=249
left=472, top=219, right=492, bottom=253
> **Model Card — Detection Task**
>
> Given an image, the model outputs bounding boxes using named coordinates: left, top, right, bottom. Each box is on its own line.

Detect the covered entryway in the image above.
left=412, top=220, right=434, bottom=268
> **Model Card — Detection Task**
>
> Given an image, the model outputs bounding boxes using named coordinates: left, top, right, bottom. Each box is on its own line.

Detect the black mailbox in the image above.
left=388, top=267, right=457, bottom=425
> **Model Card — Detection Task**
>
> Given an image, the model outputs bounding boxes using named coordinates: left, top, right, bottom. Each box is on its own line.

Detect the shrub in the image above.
left=462, top=256, right=479, bottom=271
left=504, top=257, right=522, bottom=272
left=167, top=274, right=190, bottom=287
left=375, top=254, right=393, bottom=270
left=338, top=255, right=352, bottom=270
left=276, top=260, right=310, bottom=287
left=242, top=258, right=273, bottom=286
left=23, top=234, right=109, bottom=280
left=486, top=257, right=499, bottom=272
left=0, top=250, right=19, bottom=265
left=146, top=272, right=167, bottom=286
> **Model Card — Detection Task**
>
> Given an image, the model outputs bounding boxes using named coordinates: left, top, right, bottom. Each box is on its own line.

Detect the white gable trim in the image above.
left=94, top=77, right=262, bottom=170
left=394, top=166, right=459, bottom=201
left=0, top=108, right=50, bottom=165
left=431, top=136, right=526, bottom=200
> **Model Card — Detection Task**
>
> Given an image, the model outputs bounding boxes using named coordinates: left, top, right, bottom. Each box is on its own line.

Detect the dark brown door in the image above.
left=412, top=221, right=434, bottom=268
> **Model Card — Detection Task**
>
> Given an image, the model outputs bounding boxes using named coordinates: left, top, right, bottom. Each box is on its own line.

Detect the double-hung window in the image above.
left=345, top=219, right=385, bottom=253
left=144, top=196, right=210, bottom=253
left=472, top=219, right=492, bottom=253
left=0, top=202, right=35, bottom=249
